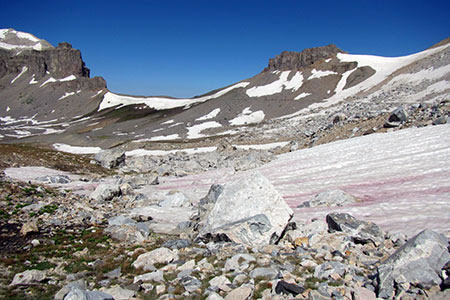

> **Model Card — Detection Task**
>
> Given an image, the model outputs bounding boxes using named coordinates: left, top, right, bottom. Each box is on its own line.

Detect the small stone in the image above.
left=156, top=284, right=166, bottom=294
left=225, top=285, right=253, bottom=300
left=132, top=247, right=178, bottom=270
left=100, top=285, right=135, bottom=300
left=352, top=287, right=376, bottom=300
left=10, top=269, right=46, bottom=286
left=20, top=220, right=38, bottom=236
left=178, top=259, right=196, bottom=271
left=31, top=239, right=40, bottom=247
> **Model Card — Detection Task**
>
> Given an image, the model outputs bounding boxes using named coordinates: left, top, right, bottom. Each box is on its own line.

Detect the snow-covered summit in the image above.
left=0, top=28, right=54, bottom=51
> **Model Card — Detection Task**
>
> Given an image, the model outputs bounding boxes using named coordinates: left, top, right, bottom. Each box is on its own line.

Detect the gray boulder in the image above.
left=10, top=269, right=46, bottom=286
left=90, top=184, right=121, bottom=201
left=298, top=189, right=358, bottom=208
left=326, top=213, right=384, bottom=245
left=36, top=175, right=71, bottom=184
left=94, top=149, right=125, bottom=169
left=197, top=171, right=293, bottom=247
left=158, top=191, right=191, bottom=208
left=63, top=286, right=113, bottom=300
left=384, top=106, right=408, bottom=128
left=376, top=229, right=450, bottom=299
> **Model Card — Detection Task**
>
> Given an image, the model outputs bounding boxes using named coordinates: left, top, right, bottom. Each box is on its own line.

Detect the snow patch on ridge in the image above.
left=98, top=82, right=250, bottom=111
left=229, top=107, right=265, bottom=126
left=186, top=121, right=222, bottom=139
left=246, top=71, right=304, bottom=97
left=196, top=108, right=221, bottom=121
left=53, top=143, right=102, bottom=154
left=308, top=69, right=337, bottom=80
left=294, top=92, right=311, bottom=100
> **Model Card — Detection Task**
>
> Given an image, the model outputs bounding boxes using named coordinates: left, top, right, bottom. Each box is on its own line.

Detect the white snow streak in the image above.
left=308, top=69, right=337, bottom=80
left=229, top=107, right=265, bottom=126
left=195, top=108, right=221, bottom=121
left=11, top=66, right=28, bottom=84
left=246, top=71, right=303, bottom=97
left=98, top=82, right=250, bottom=111
left=53, top=143, right=102, bottom=154
left=186, top=121, right=222, bottom=139
left=294, top=92, right=311, bottom=100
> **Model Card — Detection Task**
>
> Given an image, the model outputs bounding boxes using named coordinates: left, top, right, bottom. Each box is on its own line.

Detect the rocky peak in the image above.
left=57, top=42, right=72, bottom=49
left=265, top=44, right=345, bottom=71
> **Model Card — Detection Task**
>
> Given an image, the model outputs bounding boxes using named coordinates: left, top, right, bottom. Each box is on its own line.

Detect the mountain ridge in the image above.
left=0, top=29, right=448, bottom=150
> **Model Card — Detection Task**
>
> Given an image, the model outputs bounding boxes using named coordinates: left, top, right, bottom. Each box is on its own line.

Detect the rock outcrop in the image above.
left=265, top=44, right=344, bottom=71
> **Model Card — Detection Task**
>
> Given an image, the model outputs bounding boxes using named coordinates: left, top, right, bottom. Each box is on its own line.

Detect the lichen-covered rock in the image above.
left=90, top=184, right=121, bottom=201
left=376, top=229, right=450, bottom=299
left=10, top=269, right=46, bottom=286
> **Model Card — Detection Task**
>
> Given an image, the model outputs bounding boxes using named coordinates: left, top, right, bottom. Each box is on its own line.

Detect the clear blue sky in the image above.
left=2, top=0, right=449, bottom=98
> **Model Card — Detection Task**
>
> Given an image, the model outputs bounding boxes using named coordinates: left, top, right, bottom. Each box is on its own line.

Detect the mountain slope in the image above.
left=0, top=29, right=448, bottom=149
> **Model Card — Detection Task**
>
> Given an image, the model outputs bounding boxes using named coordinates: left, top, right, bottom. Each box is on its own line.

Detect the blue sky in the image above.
left=2, top=0, right=449, bottom=97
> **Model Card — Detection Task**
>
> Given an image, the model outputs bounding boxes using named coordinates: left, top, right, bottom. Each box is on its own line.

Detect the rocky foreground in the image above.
left=0, top=149, right=449, bottom=300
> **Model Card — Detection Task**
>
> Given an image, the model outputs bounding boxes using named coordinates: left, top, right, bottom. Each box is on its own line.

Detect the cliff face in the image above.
left=265, top=44, right=345, bottom=71
left=0, top=42, right=93, bottom=81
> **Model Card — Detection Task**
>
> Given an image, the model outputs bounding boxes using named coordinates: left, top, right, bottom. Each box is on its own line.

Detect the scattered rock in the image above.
left=90, top=183, right=121, bottom=201
left=36, top=175, right=71, bottom=184
left=326, top=212, right=384, bottom=245
left=94, top=149, right=125, bottom=169
left=384, top=106, right=408, bottom=127
left=100, top=285, right=135, bottom=300
left=298, top=189, right=358, bottom=208
left=159, top=191, right=191, bottom=208
left=20, top=220, right=39, bottom=236
left=376, top=229, right=450, bottom=299
left=10, top=269, right=46, bottom=286
left=63, top=286, right=114, bottom=300
left=132, top=247, right=178, bottom=270
left=224, top=284, right=253, bottom=300
left=275, top=280, right=305, bottom=296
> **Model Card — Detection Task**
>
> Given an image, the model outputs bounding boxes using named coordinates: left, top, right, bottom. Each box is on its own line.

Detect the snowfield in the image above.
left=98, top=82, right=250, bottom=111
left=149, top=125, right=450, bottom=237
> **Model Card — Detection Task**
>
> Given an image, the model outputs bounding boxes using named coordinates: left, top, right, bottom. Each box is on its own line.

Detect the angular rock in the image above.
left=159, top=191, right=191, bottom=208
left=352, top=287, right=376, bottom=300
left=54, top=279, right=86, bottom=300
left=209, top=275, right=231, bottom=291
left=197, top=171, right=293, bottom=247
left=100, top=285, right=135, bottom=300
left=275, top=280, right=305, bottom=296
left=376, top=229, right=450, bottom=299
left=326, top=213, right=384, bottom=245
left=10, top=269, right=46, bottom=286
left=249, top=267, right=278, bottom=280
left=314, top=261, right=348, bottom=280
left=225, top=254, right=256, bottom=272
left=384, top=106, right=408, bottom=128
left=161, top=238, right=192, bottom=250
left=224, top=284, right=253, bottom=300
left=206, top=292, right=225, bottom=300
left=20, top=220, right=39, bottom=236
left=133, top=270, right=165, bottom=284
left=63, top=286, right=114, bottom=300
left=36, top=175, right=71, bottom=184
left=94, top=149, right=125, bottom=169
left=90, top=184, right=121, bottom=201
left=180, top=276, right=202, bottom=292
left=298, top=189, right=358, bottom=208
left=132, top=247, right=178, bottom=270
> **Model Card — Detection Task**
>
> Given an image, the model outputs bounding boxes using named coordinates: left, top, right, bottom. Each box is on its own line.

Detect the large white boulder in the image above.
left=197, top=171, right=293, bottom=247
